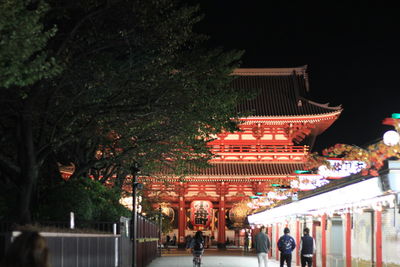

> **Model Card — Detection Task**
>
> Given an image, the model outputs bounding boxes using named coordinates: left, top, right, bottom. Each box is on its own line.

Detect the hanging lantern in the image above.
left=229, top=200, right=252, bottom=228
left=190, top=200, right=213, bottom=227
left=160, top=203, right=175, bottom=223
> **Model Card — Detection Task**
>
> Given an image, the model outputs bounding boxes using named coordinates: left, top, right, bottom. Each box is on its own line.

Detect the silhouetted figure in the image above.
left=1, top=231, right=50, bottom=267
left=244, top=230, right=250, bottom=253
left=165, top=235, right=171, bottom=252
left=172, top=234, right=177, bottom=246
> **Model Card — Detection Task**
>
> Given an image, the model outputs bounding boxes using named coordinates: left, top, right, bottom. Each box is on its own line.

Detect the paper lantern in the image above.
left=190, top=200, right=213, bottom=227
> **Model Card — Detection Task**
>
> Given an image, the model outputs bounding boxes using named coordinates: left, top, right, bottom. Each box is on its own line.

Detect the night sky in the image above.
left=194, top=1, right=400, bottom=152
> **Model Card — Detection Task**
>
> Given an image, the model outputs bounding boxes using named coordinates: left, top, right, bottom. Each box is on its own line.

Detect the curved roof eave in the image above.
left=232, top=65, right=308, bottom=76
left=301, top=98, right=342, bottom=111
left=238, top=110, right=343, bottom=123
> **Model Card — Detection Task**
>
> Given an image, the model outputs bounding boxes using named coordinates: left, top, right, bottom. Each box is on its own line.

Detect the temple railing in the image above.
left=208, top=145, right=308, bottom=161
left=209, top=145, right=307, bottom=154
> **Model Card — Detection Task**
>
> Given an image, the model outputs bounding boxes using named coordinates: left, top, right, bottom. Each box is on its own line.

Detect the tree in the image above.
left=0, top=0, right=250, bottom=224
left=0, top=0, right=62, bottom=224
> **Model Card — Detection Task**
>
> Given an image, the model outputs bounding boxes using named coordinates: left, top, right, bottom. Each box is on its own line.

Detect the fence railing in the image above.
left=0, top=216, right=160, bottom=267
left=38, top=220, right=118, bottom=233
left=0, top=220, right=117, bottom=234
left=136, top=215, right=159, bottom=267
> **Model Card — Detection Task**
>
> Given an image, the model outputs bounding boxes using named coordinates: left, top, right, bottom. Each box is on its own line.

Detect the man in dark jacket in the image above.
left=299, top=228, right=316, bottom=267
left=254, top=226, right=271, bottom=267
left=277, top=227, right=296, bottom=267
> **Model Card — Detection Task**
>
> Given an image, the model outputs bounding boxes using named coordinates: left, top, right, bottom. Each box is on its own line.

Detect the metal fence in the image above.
left=136, top=215, right=159, bottom=267
left=119, top=215, right=160, bottom=267
left=0, top=216, right=160, bottom=267
left=44, top=232, right=118, bottom=267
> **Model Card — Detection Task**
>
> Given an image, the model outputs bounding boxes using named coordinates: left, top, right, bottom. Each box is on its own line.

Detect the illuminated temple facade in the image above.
left=141, top=66, right=342, bottom=247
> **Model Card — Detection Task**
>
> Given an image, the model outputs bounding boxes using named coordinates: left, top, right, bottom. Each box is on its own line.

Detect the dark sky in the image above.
left=194, top=1, right=400, bottom=152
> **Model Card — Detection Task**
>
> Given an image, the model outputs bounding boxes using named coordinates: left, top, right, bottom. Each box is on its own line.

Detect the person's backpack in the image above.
left=193, top=239, right=203, bottom=251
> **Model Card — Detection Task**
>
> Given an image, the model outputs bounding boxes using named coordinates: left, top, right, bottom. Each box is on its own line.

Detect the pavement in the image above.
left=148, top=248, right=282, bottom=267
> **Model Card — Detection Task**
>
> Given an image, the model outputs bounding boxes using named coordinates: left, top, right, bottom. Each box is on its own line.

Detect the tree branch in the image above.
left=56, top=7, right=107, bottom=56
left=0, top=153, right=20, bottom=182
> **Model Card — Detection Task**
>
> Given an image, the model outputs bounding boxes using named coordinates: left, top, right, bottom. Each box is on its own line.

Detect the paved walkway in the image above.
left=148, top=249, right=282, bottom=267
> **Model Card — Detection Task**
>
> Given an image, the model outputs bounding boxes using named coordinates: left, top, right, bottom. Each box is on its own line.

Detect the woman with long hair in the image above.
left=190, top=231, right=204, bottom=267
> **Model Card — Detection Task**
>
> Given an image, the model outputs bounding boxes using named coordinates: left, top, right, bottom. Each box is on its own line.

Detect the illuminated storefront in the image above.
left=248, top=160, right=400, bottom=267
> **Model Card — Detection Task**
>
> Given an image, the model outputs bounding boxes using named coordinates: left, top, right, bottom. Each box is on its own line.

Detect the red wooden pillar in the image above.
left=178, top=196, right=185, bottom=246
left=275, top=224, right=280, bottom=260
left=296, top=220, right=301, bottom=266
left=268, top=226, right=273, bottom=258
left=218, top=196, right=226, bottom=246
left=375, top=209, right=382, bottom=267
left=312, top=221, right=317, bottom=267
left=321, top=214, right=327, bottom=267
left=345, top=212, right=352, bottom=267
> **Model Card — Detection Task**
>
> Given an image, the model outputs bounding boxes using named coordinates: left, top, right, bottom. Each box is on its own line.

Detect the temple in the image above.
left=141, top=66, right=342, bottom=247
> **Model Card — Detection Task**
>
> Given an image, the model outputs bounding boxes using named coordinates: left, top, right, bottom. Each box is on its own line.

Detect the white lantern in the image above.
left=383, top=130, right=400, bottom=146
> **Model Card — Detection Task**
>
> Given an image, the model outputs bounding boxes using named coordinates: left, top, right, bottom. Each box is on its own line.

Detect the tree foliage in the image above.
left=0, top=0, right=61, bottom=89
left=0, top=0, right=249, bottom=224
left=37, top=178, right=130, bottom=221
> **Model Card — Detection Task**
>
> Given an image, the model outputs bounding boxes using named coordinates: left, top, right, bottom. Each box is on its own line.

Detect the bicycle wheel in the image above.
left=193, top=256, right=201, bottom=267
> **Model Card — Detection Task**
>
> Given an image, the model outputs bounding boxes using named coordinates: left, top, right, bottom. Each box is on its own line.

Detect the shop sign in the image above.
left=318, top=159, right=366, bottom=178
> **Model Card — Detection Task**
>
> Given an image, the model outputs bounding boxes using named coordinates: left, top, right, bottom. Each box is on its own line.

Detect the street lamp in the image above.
left=383, top=130, right=400, bottom=146
left=159, top=205, right=162, bottom=256
left=131, top=163, right=142, bottom=267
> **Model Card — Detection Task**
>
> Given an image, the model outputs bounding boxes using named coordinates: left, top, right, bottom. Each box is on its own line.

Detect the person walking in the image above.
left=299, top=228, right=316, bottom=267
left=277, top=227, right=296, bottom=267
left=172, top=234, right=177, bottom=246
left=165, top=235, right=171, bottom=252
left=254, top=226, right=270, bottom=267
left=244, top=230, right=250, bottom=253
left=189, top=231, right=205, bottom=266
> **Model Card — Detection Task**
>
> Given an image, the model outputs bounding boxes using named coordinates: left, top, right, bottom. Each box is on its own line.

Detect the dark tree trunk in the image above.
left=17, top=107, right=39, bottom=225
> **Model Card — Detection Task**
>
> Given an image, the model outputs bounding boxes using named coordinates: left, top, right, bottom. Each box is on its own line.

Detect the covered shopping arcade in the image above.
left=248, top=160, right=400, bottom=267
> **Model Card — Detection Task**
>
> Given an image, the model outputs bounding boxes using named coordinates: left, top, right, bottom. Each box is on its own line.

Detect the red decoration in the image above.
left=190, top=200, right=213, bottom=227
left=382, top=118, right=398, bottom=126
left=252, top=126, right=264, bottom=138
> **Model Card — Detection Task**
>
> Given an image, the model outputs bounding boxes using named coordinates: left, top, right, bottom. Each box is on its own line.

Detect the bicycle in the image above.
left=193, top=253, right=202, bottom=267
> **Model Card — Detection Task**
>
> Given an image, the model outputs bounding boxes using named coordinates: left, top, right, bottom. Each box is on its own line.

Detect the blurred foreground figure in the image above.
left=1, top=231, right=50, bottom=267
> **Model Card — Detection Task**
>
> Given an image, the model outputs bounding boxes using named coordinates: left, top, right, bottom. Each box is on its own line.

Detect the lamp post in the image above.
left=159, top=205, right=162, bottom=256
left=131, top=163, right=141, bottom=267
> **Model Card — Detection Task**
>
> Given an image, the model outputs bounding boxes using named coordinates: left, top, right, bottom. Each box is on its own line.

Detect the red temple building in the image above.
left=141, top=66, right=342, bottom=247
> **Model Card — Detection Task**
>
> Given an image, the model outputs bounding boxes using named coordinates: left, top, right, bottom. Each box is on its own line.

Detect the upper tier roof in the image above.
left=149, top=162, right=305, bottom=178
left=233, top=66, right=342, bottom=117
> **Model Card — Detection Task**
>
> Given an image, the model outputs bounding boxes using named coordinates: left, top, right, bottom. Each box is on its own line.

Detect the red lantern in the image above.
left=190, top=200, right=213, bottom=228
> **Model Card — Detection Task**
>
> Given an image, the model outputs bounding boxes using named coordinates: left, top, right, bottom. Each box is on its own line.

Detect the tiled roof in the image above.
left=233, top=67, right=342, bottom=117
left=195, top=162, right=304, bottom=176
left=154, top=162, right=305, bottom=177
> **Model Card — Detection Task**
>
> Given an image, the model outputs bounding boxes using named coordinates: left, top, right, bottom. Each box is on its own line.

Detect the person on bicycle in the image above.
left=189, top=231, right=204, bottom=266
